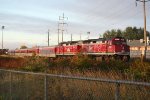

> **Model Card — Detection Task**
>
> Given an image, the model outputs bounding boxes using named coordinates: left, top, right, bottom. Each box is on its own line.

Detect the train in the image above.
left=8, top=37, right=130, bottom=61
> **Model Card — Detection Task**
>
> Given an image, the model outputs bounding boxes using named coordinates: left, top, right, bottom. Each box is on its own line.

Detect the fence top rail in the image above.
left=0, top=69, right=150, bottom=86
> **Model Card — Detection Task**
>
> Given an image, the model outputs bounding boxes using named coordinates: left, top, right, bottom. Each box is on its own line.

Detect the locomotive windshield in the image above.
left=112, top=37, right=127, bottom=45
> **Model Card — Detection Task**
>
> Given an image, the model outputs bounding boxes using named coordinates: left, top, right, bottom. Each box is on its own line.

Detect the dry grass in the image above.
left=0, top=71, right=149, bottom=100
left=0, top=55, right=150, bottom=99
left=0, top=56, right=25, bottom=69
left=0, top=55, right=150, bottom=82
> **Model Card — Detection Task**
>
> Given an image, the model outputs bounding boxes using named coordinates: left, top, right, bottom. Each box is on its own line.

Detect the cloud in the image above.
left=0, top=13, right=57, bottom=34
left=0, top=0, right=150, bottom=49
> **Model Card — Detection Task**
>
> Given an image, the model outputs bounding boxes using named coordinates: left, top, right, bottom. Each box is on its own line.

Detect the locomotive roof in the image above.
left=59, top=38, right=105, bottom=45
left=105, top=37, right=126, bottom=41
left=59, top=37, right=127, bottom=45
left=82, top=38, right=104, bottom=42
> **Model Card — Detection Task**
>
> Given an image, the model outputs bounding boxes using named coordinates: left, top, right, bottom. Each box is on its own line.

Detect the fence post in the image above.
left=115, top=83, right=120, bottom=100
left=44, top=73, right=48, bottom=100
left=25, top=74, right=29, bottom=99
left=9, top=71, right=12, bottom=100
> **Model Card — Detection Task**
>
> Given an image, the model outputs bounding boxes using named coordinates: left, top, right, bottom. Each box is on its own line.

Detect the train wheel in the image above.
left=104, top=56, right=110, bottom=62
left=122, top=55, right=130, bottom=62
left=102, top=56, right=105, bottom=61
left=108, top=56, right=113, bottom=61
left=114, top=55, right=121, bottom=60
left=96, top=56, right=103, bottom=61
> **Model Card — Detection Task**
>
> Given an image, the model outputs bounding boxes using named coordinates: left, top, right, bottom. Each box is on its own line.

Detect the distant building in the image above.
left=127, top=37, right=150, bottom=51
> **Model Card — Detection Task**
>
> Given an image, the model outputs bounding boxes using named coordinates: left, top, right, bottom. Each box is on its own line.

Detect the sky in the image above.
left=0, top=0, right=150, bottom=49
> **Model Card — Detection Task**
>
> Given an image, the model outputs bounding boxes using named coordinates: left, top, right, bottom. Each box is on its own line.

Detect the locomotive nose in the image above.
left=121, top=44, right=130, bottom=52
left=121, top=45, right=125, bottom=52
left=121, top=45, right=124, bottom=50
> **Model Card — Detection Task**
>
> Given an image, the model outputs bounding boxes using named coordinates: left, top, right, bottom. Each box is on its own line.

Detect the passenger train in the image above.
left=9, top=37, right=130, bottom=61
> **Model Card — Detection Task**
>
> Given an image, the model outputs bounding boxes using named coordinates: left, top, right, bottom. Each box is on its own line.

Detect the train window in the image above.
left=122, top=41, right=127, bottom=45
left=112, top=40, right=126, bottom=45
left=93, top=41, right=96, bottom=43
left=113, top=41, right=121, bottom=45
left=108, top=41, right=112, bottom=45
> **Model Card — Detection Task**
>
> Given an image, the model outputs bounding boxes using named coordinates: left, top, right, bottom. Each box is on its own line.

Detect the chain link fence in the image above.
left=0, top=69, right=150, bottom=100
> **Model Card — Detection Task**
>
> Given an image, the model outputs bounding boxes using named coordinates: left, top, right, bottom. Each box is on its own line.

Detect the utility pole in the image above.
left=87, top=32, right=90, bottom=40
left=136, top=0, right=150, bottom=61
left=59, top=13, right=68, bottom=42
left=57, top=23, right=61, bottom=45
left=48, top=29, right=50, bottom=46
left=1, top=26, right=5, bottom=53
left=71, top=34, right=72, bottom=42
left=80, top=33, right=82, bottom=41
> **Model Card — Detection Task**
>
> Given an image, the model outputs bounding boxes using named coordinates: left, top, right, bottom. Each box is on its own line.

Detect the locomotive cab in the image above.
left=110, top=37, right=130, bottom=61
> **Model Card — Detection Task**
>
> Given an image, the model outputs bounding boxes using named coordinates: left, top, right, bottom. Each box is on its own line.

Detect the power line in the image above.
left=78, top=1, right=132, bottom=24
left=48, top=29, right=50, bottom=46
left=57, top=1, right=149, bottom=40
left=57, top=22, right=61, bottom=45
left=69, top=1, right=141, bottom=34
left=80, top=1, right=147, bottom=33
left=1, top=26, right=5, bottom=53
left=58, top=13, right=68, bottom=43
left=71, top=5, right=133, bottom=34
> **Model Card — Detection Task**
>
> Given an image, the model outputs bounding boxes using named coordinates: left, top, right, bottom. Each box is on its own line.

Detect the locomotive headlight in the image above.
left=122, top=46, right=125, bottom=52
left=122, top=50, right=125, bottom=52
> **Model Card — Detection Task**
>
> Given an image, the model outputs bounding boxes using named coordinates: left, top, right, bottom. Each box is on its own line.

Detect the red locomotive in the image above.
left=9, top=37, right=130, bottom=61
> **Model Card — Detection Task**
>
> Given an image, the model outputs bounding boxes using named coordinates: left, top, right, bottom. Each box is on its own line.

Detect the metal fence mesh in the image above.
left=46, top=77, right=114, bottom=100
left=120, top=84, right=150, bottom=100
left=0, top=69, right=150, bottom=100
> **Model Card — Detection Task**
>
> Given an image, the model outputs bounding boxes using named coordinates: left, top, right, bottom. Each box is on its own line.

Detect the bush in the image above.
left=55, top=57, right=71, bottom=68
left=21, top=56, right=48, bottom=72
left=90, top=59, right=129, bottom=72
left=0, top=56, right=25, bottom=68
left=2, top=55, right=150, bottom=82
left=70, top=55, right=94, bottom=71
left=127, top=59, right=150, bottom=81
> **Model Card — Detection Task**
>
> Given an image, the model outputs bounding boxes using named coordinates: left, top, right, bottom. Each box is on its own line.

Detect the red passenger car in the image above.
left=27, top=48, right=39, bottom=56
left=39, top=46, right=56, bottom=57
left=56, top=45, right=81, bottom=56
left=9, top=37, right=130, bottom=61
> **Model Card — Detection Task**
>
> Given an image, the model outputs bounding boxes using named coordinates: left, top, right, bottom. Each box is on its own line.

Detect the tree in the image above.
left=20, top=45, right=28, bottom=49
left=103, top=29, right=123, bottom=39
left=124, top=27, right=132, bottom=39
left=116, top=29, right=122, bottom=37
left=103, top=26, right=149, bottom=40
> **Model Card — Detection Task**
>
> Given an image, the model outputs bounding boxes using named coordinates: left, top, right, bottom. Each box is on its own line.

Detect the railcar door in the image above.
left=107, top=40, right=115, bottom=53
